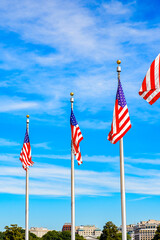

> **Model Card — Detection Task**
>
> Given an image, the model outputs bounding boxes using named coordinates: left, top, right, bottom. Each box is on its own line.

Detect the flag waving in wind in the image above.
left=20, top=129, right=33, bottom=170
left=70, top=109, right=83, bottom=165
left=108, top=79, right=131, bottom=144
left=139, top=54, right=160, bottom=105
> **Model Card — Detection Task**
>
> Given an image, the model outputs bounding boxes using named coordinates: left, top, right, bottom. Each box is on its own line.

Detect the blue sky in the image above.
left=0, top=0, right=160, bottom=232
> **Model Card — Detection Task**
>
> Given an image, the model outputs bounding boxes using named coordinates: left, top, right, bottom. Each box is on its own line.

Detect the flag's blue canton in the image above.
left=24, top=130, right=30, bottom=143
left=70, top=109, right=78, bottom=126
left=116, top=79, right=127, bottom=108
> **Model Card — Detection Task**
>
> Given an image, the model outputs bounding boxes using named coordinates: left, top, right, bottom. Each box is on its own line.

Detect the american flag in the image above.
left=139, top=54, right=160, bottom=105
left=70, top=109, right=83, bottom=165
left=108, top=79, right=131, bottom=144
left=20, top=129, right=33, bottom=170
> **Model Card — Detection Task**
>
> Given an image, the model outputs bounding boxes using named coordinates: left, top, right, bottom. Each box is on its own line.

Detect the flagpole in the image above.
left=25, top=115, right=29, bottom=240
left=117, top=60, right=127, bottom=240
left=70, top=92, right=75, bottom=240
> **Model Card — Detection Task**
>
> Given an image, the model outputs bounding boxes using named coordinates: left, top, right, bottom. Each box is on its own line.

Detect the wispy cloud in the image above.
left=32, top=154, right=160, bottom=165
left=33, top=154, right=70, bottom=160
left=0, top=138, right=20, bottom=146
left=129, top=196, right=151, bottom=202
left=0, top=165, right=118, bottom=196
left=0, top=154, right=18, bottom=164
left=80, top=120, right=111, bottom=129
left=0, top=0, right=159, bottom=117
left=103, top=0, right=134, bottom=16
left=125, top=157, right=160, bottom=165
left=32, top=154, right=119, bottom=164
left=0, top=161, right=160, bottom=196
left=0, top=96, right=38, bottom=112
left=32, top=142, right=51, bottom=150
left=0, top=151, right=160, bottom=196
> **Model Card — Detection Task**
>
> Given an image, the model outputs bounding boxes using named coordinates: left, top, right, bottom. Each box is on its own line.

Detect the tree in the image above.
left=42, top=230, right=62, bottom=240
left=29, top=232, right=40, bottom=240
left=4, top=224, right=39, bottom=240
left=100, top=222, right=131, bottom=240
left=153, top=226, right=160, bottom=240
left=42, top=230, right=85, bottom=240
left=0, top=232, right=4, bottom=240
left=60, top=231, right=71, bottom=240
left=60, top=231, right=85, bottom=240
left=4, top=224, right=24, bottom=240
left=75, top=234, right=85, bottom=240
left=116, top=232, right=131, bottom=240
left=100, top=221, right=119, bottom=240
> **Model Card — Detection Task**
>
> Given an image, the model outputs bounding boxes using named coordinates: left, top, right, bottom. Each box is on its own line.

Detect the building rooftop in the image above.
left=30, top=227, right=48, bottom=231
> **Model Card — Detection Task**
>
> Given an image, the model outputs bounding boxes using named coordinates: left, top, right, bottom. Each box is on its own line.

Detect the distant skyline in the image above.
left=0, top=0, right=160, bottom=232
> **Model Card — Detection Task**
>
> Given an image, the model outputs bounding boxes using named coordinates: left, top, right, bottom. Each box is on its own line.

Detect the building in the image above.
left=134, top=220, right=160, bottom=240
left=76, top=225, right=101, bottom=237
left=119, top=224, right=135, bottom=240
left=127, top=224, right=135, bottom=240
left=119, top=220, right=160, bottom=240
left=62, top=224, right=101, bottom=237
left=29, top=227, right=49, bottom=238
left=94, top=228, right=102, bottom=237
left=62, top=223, right=72, bottom=232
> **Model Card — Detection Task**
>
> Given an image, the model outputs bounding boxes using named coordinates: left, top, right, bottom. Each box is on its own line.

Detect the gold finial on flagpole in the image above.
left=117, top=60, right=121, bottom=74
left=26, top=115, right=30, bottom=118
left=70, top=92, right=74, bottom=104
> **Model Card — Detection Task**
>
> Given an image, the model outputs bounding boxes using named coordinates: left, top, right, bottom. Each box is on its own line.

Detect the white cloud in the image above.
left=125, top=157, right=160, bottom=165
left=33, top=53, right=72, bottom=67
left=103, top=0, right=133, bottom=16
left=129, top=196, right=151, bottom=201
left=0, top=0, right=158, bottom=62
left=32, top=142, right=51, bottom=150
left=0, top=138, right=20, bottom=146
left=32, top=154, right=119, bottom=164
left=0, top=154, right=18, bottom=163
left=32, top=154, right=160, bottom=165
left=0, top=0, right=96, bottom=57
left=0, top=0, right=159, bottom=119
left=0, top=165, right=119, bottom=196
left=79, top=120, right=111, bottom=129
left=33, top=154, right=70, bottom=160
left=0, top=157, right=159, bottom=196
left=83, top=155, right=119, bottom=163
left=0, top=96, right=38, bottom=112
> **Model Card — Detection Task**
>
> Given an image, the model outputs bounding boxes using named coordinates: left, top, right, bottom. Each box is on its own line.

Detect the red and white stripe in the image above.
left=71, top=124, right=83, bottom=165
left=20, top=143, right=33, bottom=170
left=108, top=100, right=131, bottom=144
left=139, top=54, right=160, bottom=105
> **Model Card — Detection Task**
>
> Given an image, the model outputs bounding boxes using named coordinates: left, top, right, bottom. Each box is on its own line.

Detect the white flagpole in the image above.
left=117, top=60, right=127, bottom=240
left=70, top=92, right=75, bottom=240
left=25, top=115, right=30, bottom=240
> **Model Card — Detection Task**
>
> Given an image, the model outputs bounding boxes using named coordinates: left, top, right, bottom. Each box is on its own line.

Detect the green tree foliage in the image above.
left=60, top=231, right=84, bottom=240
left=60, top=231, right=71, bottom=240
left=75, top=234, right=85, bottom=240
left=42, top=230, right=62, bottom=240
left=29, top=232, right=40, bottom=240
left=0, top=232, right=4, bottom=240
left=42, top=230, right=85, bottom=240
left=100, top=221, right=119, bottom=240
left=116, top=232, right=131, bottom=240
left=4, top=224, right=40, bottom=240
left=100, top=221, right=131, bottom=240
left=153, top=226, right=160, bottom=240
left=4, top=224, right=24, bottom=240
